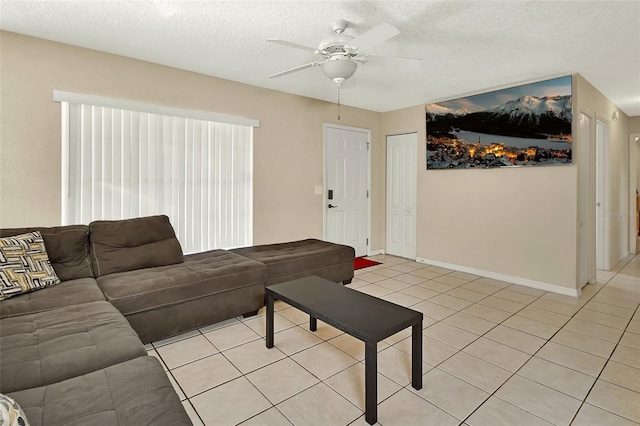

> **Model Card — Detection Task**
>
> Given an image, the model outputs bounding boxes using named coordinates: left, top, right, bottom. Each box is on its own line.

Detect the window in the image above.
left=55, top=91, right=258, bottom=253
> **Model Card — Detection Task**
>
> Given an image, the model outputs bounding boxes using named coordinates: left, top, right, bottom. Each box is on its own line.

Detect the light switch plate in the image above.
left=314, top=185, right=323, bottom=195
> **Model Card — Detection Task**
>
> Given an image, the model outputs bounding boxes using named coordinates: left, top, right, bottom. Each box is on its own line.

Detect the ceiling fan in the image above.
left=267, top=19, right=422, bottom=86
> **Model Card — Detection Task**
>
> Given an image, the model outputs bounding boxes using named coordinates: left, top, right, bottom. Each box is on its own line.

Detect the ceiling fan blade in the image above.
left=266, top=38, right=317, bottom=53
left=345, top=22, right=400, bottom=52
left=365, top=55, right=423, bottom=70
left=268, top=61, right=324, bottom=78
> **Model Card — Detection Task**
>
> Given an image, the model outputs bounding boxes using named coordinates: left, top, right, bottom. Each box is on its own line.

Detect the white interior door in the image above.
left=386, top=133, right=417, bottom=259
left=324, top=125, right=369, bottom=257
left=577, top=113, right=592, bottom=287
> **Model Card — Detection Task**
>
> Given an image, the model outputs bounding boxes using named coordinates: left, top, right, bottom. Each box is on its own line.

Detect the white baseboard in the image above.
left=416, top=257, right=580, bottom=297
left=368, top=249, right=385, bottom=256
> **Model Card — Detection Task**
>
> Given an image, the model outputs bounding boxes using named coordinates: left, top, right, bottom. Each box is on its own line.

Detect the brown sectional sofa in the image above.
left=231, top=238, right=355, bottom=286
left=9, top=356, right=189, bottom=426
left=0, top=215, right=355, bottom=425
left=0, top=300, right=189, bottom=425
left=1, top=301, right=146, bottom=394
left=98, top=250, right=268, bottom=343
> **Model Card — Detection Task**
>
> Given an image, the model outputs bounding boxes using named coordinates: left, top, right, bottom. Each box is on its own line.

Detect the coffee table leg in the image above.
left=266, top=292, right=274, bottom=348
left=310, top=316, right=317, bottom=332
left=411, top=321, right=423, bottom=389
left=365, top=341, right=377, bottom=425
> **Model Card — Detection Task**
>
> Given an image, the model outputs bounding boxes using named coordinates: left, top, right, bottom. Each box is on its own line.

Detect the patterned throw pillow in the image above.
left=0, top=231, right=60, bottom=300
left=0, top=393, right=29, bottom=426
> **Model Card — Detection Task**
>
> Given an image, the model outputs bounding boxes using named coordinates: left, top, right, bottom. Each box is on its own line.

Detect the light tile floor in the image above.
left=147, top=254, right=640, bottom=426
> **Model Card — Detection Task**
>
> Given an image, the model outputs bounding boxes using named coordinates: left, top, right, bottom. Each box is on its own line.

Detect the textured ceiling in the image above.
left=1, top=1, right=639, bottom=116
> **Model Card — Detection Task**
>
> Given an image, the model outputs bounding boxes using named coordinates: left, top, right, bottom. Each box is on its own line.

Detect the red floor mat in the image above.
left=354, top=257, right=382, bottom=271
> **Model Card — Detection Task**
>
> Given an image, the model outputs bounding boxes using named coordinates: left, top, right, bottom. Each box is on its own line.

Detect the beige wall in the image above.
left=382, top=99, right=579, bottom=291
left=575, top=74, right=632, bottom=268
left=2, top=31, right=635, bottom=291
left=631, top=117, right=640, bottom=197
left=0, top=31, right=384, bottom=247
left=379, top=75, right=636, bottom=291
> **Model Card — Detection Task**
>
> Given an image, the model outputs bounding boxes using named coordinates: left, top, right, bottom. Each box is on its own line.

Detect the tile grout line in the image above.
left=157, top=254, right=640, bottom=425
left=395, top=261, right=632, bottom=424
left=167, top=295, right=375, bottom=418
left=203, top=311, right=372, bottom=424
left=566, top=300, right=640, bottom=425
left=457, top=281, right=605, bottom=425
left=413, top=282, right=554, bottom=425
left=355, top=261, right=552, bottom=424
left=461, top=263, right=639, bottom=425
left=328, top=262, right=607, bottom=423
left=375, top=256, right=640, bottom=425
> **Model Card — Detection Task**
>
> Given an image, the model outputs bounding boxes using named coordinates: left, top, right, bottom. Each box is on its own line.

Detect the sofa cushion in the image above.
left=0, top=225, right=93, bottom=281
left=89, top=215, right=184, bottom=277
left=0, top=278, right=105, bottom=319
left=231, top=238, right=355, bottom=285
left=97, top=249, right=267, bottom=316
left=0, top=301, right=146, bottom=394
left=8, top=356, right=191, bottom=426
left=0, top=231, right=61, bottom=300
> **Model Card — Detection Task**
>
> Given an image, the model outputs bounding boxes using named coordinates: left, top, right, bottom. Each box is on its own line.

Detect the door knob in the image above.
left=328, top=204, right=338, bottom=209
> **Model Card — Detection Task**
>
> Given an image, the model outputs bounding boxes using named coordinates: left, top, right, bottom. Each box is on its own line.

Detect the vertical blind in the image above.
left=60, top=100, right=255, bottom=253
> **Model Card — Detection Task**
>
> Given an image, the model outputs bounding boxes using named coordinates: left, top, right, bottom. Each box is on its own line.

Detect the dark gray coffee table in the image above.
left=265, top=276, right=423, bottom=425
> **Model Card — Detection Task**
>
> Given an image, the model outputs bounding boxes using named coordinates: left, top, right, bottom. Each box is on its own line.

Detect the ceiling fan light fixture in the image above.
left=322, top=56, right=357, bottom=84
left=268, top=19, right=420, bottom=87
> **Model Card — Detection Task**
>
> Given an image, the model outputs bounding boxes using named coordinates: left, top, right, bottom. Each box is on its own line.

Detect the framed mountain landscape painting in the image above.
left=426, top=76, right=572, bottom=169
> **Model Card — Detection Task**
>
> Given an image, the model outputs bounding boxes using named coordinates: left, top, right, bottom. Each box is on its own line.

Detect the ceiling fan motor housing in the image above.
left=318, top=34, right=354, bottom=55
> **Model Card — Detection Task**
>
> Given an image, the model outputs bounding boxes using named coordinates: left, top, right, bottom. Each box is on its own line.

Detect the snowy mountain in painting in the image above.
left=487, top=95, right=572, bottom=124
left=427, top=104, right=469, bottom=120
left=427, top=94, right=572, bottom=139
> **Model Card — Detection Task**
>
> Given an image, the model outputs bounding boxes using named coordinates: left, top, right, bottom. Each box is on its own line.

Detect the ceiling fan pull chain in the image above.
left=337, top=83, right=341, bottom=120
